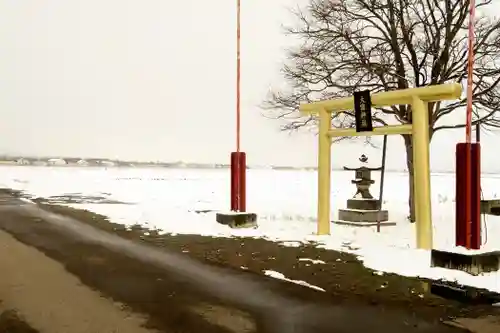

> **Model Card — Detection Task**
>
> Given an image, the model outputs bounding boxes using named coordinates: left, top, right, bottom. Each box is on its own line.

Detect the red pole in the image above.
left=466, top=1, right=476, bottom=143
left=236, top=0, right=241, bottom=153
left=230, top=0, right=246, bottom=212
left=464, top=0, right=476, bottom=249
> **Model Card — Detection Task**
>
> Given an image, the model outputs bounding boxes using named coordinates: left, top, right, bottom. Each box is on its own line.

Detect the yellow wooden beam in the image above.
left=328, top=124, right=412, bottom=138
left=411, top=96, right=433, bottom=250
left=300, top=83, right=462, bottom=114
left=317, top=108, right=332, bottom=235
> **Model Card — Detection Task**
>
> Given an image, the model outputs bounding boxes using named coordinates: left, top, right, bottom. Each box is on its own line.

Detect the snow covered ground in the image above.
left=0, top=165, right=499, bottom=293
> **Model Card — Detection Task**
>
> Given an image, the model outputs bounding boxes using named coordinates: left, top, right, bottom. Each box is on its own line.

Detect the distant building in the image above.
left=16, top=158, right=30, bottom=165
left=47, top=158, right=67, bottom=166
left=171, top=161, right=187, bottom=168
left=33, top=160, right=48, bottom=166
left=99, top=160, right=115, bottom=167
left=76, top=159, right=90, bottom=166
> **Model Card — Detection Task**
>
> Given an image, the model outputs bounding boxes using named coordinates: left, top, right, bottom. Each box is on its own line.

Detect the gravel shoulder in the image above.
left=0, top=228, right=155, bottom=333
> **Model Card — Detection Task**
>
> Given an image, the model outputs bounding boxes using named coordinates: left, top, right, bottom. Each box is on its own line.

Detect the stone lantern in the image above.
left=336, top=154, right=394, bottom=226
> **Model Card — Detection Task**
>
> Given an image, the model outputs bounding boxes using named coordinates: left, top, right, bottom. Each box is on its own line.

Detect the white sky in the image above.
left=0, top=0, right=499, bottom=172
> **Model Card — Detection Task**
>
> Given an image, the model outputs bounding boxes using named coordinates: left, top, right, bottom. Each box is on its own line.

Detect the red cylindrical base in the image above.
left=456, top=143, right=481, bottom=249
left=230, top=152, right=246, bottom=212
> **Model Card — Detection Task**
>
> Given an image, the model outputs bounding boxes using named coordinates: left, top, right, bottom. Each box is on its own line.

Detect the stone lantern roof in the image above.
left=343, top=154, right=382, bottom=171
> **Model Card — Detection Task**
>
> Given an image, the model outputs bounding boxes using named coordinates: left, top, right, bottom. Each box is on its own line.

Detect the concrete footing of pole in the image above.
left=431, top=249, right=500, bottom=275
left=216, top=212, right=257, bottom=229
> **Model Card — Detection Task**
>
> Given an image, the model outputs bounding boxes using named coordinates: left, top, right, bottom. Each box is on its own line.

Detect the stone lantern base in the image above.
left=335, top=198, right=395, bottom=227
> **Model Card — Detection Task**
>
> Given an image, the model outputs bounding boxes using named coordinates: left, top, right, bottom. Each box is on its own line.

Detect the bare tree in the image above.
left=264, top=0, right=500, bottom=221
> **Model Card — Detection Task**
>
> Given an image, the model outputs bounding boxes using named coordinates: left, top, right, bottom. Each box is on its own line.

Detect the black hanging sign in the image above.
left=354, top=90, right=373, bottom=132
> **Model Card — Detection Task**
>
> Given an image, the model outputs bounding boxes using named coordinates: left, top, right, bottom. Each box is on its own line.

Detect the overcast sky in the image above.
left=0, top=0, right=498, bottom=172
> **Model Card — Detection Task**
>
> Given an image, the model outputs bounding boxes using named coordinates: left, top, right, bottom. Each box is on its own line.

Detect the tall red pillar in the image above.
left=230, top=152, right=246, bottom=212
left=455, top=143, right=481, bottom=249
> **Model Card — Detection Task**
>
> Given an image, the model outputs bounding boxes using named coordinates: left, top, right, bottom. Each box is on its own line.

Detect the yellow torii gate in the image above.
left=299, top=83, right=462, bottom=250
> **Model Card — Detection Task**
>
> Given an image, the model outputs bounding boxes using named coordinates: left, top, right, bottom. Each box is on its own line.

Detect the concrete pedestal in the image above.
left=336, top=210, right=394, bottom=226
left=481, top=199, right=500, bottom=216
left=431, top=249, right=500, bottom=275
left=334, top=199, right=394, bottom=227
left=216, top=212, right=257, bottom=229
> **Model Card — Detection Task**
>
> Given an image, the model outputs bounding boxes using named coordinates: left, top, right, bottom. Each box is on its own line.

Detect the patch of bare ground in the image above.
left=33, top=200, right=496, bottom=322
left=0, top=308, right=39, bottom=333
